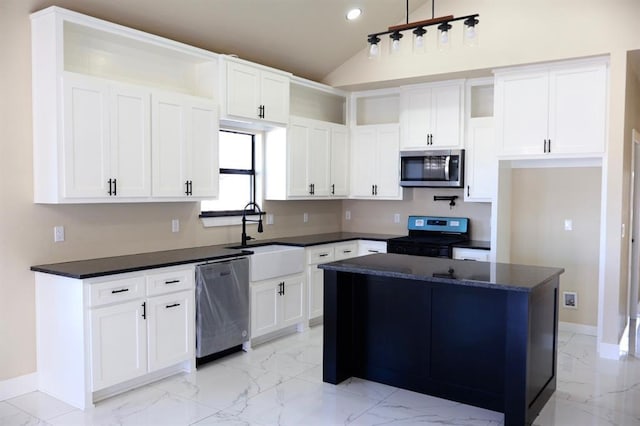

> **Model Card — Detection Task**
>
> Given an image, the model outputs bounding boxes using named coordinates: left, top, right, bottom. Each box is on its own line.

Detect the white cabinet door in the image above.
left=401, top=87, right=432, bottom=150
left=62, top=74, right=111, bottom=199
left=401, top=82, right=463, bottom=150
left=226, top=61, right=261, bottom=121
left=151, top=92, right=218, bottom=198
left=548, top=65, right=607, bottom=155
left=495, top=71, right=549, bottom=156
left=226, top=60, right=290, bottom=125
left=90, top=300, right=147, bottom=391
left=375, top=125, right=402, bottom=198
left=287, top=121, right=311, bottom=197
left=351, top=127, right=377, bottom=197
left=330, top=126, right=349, bottom=197
left=430, top=84, right=463, bottom=148
left=147, top=290, right=194, bottom=372
left=307, top=266, right=324, bottom=320
left=186, top=101, right=219, bottom=198
left=251, top=280, right=279, bottom=338
left=110, top=84, right=151, bottom=197
left=260, top=71, right=290, bottom=125
left=464, top=117, right=496, bottom=202
left=152, top=92, right=188, bottom=197
left=308, top=126, right=331, bottom=196
left=280, top=276, right=305, bottom=327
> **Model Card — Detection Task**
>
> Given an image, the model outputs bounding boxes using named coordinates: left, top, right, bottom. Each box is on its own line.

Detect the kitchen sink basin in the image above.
left=232, top=244, right=305, bottom=282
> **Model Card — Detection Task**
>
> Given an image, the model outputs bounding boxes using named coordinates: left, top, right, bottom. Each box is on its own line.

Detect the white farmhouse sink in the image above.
left=244, top=245, right=305, bottom=282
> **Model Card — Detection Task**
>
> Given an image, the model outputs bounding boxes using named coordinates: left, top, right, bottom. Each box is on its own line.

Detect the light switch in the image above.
left=303, top=212, right=309, bottom=223
left=54, top=226, right=65, bottom=242
left=172, top=219, right=179, bottom=233
left=345, top=210, right=351, bottom=220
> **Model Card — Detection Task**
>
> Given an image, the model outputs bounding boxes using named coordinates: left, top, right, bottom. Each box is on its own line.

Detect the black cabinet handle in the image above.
left=371, top=185, right=375, bottom=196
left=374, top=184, right=378, bottom=195
left=108, top=178, right=113, bottom=196
left=142, top=301, right=146, bottom=319
left=548, top=139, right=551, bottom=153
left=343, top=250, right=352, bottom=254
left=278, top=281, right=284, bottom=296
left=165, top=280, right=180, bottom=285
left=282, top=281, right=285, bottom=295
left=258, top=105, right=265, bottom=119
left=319, top=253, right=329, bottom=257
left=165, top=303, right=180, bottom=309
left=185, top=180, right=193, bottom=196
left=543, top=139, right=547, bottom=153
left=467, top=185, right=470, bottom=197
left=113, top=178, right=117, bottom=196
left=111, top=288, right=129, bottom=294
left=331, top=184, right=335, bottom=195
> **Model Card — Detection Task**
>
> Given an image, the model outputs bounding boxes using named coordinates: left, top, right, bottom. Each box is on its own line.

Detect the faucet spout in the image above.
left=241, top=202, right=264, bottom=246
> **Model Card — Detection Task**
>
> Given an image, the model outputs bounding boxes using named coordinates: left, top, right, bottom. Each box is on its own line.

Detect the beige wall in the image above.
left=341, top=189, right=491, bottom=240
left=325, top=0, right=640, bottom=349
left=510, top=168, right=601, bottom=326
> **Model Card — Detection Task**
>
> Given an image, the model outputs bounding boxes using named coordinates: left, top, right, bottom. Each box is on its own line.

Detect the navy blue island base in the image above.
left=320, top=254, right=564, bottom=426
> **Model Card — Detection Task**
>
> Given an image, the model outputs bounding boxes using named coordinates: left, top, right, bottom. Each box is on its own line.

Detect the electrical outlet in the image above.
left=172, top=219, right=179, bottom=233
left=266, top=213, right=274, bottom=225
left=345, top=210, right=351, bottom=220
left=562, top=291, right=578, bottom=309
left=564, top=219, right=572, bottom=231
left=394, top=213, right=401, bottom=224
left=303, top=212, right=309, bottom=223
left=54, top=226, right=65, bottom=242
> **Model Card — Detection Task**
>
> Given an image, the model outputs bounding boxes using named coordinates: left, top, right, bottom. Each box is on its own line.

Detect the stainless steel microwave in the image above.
left=399, top=149, right=465, bottom=188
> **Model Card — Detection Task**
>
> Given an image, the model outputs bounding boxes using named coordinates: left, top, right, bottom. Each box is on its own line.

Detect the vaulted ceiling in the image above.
left=26, top=0, right=429, bottom=82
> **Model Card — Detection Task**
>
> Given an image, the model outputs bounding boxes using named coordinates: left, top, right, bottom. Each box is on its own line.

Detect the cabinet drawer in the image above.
left=90, top=276, right=146, bottom=307
left=307, top=246, right=335, bottom=265
left=334, top=242, right=358, bottom=260
left=358, top=240, right=387, bottom=256
left=452, top=248, right=490, bottom=261
left=146, top=267, right=194, bottom=296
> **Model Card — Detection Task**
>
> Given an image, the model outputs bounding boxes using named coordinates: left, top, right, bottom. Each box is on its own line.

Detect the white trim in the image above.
left=559, top=321, right=597, bottom=336
left=508, top=157, right=602, bottom=168
left=0, top=373, right=37, bottom=401
left=597, top=341, right=621, bottom=360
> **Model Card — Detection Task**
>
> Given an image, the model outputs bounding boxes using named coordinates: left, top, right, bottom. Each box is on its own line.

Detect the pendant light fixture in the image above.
left=366, top=0, right=479, bottom=58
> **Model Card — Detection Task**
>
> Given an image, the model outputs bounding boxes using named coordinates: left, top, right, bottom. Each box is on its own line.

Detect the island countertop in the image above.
left=319, top=253, right=564, bottom=292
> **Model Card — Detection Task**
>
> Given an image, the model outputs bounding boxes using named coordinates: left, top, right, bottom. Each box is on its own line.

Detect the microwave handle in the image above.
left=444, top=155, right=451, bottom=181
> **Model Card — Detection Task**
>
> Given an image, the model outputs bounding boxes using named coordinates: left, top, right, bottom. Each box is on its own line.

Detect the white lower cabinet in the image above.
left=306, top=240, right=373, bottom=324
left=452, top=248, right=490, bottom=261
left=358, top=240, right=388, bottom=256
left=250, top=273, right=305, bottom=339
left=35, top=265, right=195, bottom=409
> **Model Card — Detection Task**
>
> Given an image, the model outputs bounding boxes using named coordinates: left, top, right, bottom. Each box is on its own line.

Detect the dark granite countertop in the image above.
left=319, top=253, right=563, bottom=292
left=30, top=232, right=401, bottom=279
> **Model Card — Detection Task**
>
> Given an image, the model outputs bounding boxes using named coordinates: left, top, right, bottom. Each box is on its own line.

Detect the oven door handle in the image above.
left=444, top=155, right=451, bottom=181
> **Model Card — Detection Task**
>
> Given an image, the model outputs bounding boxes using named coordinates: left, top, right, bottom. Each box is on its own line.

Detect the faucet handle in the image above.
left=246, top=236, right=254, bottom=241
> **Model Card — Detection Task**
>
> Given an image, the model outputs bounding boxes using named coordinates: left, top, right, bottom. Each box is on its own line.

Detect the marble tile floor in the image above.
left=2, top=325, right=640, bottom=426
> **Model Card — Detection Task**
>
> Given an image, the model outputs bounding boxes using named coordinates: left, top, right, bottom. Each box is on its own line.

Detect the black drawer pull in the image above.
left=111, top=288, right=129, bottom=294
left=164, top=280, right=180, bottom=284
left=343, top=250, right=352, bottom=253
left=368, top=249, right=379, bottom=253
left=319, top=253, right=329, bottom=257
left=165, top=303, right=181, bottom=309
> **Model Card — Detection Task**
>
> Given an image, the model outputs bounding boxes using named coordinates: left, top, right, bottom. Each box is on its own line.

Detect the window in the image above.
left=201, top=130, right=258, bottom=216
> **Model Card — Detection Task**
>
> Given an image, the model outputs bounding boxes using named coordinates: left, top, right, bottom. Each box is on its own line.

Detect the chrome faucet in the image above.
left=241, top=202, right=264, bottom=246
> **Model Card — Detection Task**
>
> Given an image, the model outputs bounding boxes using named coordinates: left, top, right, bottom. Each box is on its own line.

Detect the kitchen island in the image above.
left=319, top=254, right=564, bottom=426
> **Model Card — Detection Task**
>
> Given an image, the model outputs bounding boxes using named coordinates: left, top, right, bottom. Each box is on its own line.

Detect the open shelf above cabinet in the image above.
left=353, top=91, right=400, bottom=126
left=290, top=81, right=346, bottom=125
left=42, top=7, right=218, bottom=99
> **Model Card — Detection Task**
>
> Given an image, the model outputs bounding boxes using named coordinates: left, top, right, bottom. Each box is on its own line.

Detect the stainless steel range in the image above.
left=387, top=216, right=470, bottom=258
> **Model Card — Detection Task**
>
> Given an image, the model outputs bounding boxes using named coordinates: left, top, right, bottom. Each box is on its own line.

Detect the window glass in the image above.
left=201, top=130, right=256, bottom=215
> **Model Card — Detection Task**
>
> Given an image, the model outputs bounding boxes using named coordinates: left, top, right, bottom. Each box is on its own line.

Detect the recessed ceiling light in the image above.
left=346, top=8, right=362, bottom=21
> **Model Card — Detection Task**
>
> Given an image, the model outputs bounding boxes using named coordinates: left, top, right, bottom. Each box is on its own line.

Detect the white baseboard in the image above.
left=559, top=321, right=598, bottom=336
left=0, top=373, right=37, bottom=401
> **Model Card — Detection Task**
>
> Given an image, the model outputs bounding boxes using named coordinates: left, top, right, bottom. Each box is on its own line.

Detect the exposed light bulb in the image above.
left=463, top=16, right=479, bottom=47
left=466, top=26, right=476, bottom=40
left=415, top=35, right=424, bottom=49
left=437, top=22, right=452, bottom=50
left=412, top=27, right=426, bottom=54
left=346, top=8, right=362, bottom=20
left=389, top=31, right=403, bottom=55
left=369, top=42, right=379, bottom=58
left=392, top=39, right=401, bottom=52
left=440, top=30, right=449, bottom=44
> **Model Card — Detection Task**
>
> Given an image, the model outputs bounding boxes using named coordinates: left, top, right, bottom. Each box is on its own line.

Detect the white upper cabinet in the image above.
left=223, top=58, right=290, bottom=126
left=265, top=116, right=349, bottom=200
left=351, top=124, right=402, bottom=199
left=151, top=92, right=219, bottom=198
left=31, top=6, right=218, bottom=203
left=62, top=74, right=152, bottom=200
left=400, top=80, right=464, bottom=150
left=494, top=58, right=608, bottom=157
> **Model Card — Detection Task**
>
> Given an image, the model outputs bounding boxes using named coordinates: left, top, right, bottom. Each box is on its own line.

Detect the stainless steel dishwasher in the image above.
left=195, top=257, right=249, bottom=364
